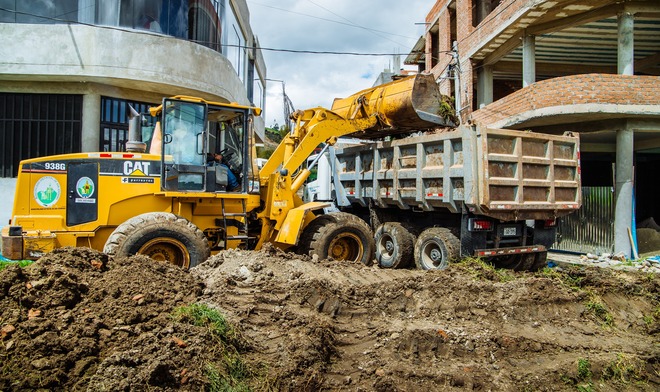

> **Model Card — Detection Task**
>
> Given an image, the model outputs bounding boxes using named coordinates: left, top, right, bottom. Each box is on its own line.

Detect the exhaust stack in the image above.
left=125, top=104, right=147, bottom=153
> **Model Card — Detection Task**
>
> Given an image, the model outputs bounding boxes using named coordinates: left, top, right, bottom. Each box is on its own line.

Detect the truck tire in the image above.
left=374, top=222, right=414, bottom=268
left=516, top=251, right=548, bottom=272
left=305, top=212, right=375, bottom=265
left=495, top=251, right=548, bottom=272
left=414, top=227, right=460, bottom=270
left=103, top=212, right=210, bottom=269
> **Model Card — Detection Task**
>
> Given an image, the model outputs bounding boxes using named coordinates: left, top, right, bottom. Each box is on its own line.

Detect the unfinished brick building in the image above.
left=406, top=0, right=660, bottom=257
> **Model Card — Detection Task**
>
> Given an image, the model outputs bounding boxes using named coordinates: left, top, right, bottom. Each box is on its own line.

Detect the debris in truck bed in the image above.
left=1, top=247, right=659, bottom=391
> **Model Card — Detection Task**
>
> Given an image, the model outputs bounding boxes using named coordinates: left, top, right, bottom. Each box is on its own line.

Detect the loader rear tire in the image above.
left=414, top=227, right=460, bottom=270
left=374, top=222, right=414, bottom=268
left=305, top=212, right=375, bottom=265
left=104, top=212, right=210, bottom=269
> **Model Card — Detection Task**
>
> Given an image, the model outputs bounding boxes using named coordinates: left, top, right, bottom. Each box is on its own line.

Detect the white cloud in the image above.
left=247, top=0, right=427, bottom=128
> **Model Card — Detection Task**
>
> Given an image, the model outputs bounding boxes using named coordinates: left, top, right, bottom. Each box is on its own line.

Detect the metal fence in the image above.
left=554, top=186, right=614, bottom=254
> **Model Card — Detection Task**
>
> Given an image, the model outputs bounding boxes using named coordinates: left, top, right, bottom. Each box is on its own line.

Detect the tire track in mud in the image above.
left=193, top=248, right=660, bottom=391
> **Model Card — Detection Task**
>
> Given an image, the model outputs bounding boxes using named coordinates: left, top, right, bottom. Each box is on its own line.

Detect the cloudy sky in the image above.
left=245, top=0, right=429, bottom=128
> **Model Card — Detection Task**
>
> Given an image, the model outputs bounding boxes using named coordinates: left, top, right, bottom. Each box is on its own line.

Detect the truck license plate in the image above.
left=503, top=227, right=517, bottom=236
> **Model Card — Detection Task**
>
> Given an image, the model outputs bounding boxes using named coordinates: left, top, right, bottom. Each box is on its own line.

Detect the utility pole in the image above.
left=266, top=79, right=295, bottom=132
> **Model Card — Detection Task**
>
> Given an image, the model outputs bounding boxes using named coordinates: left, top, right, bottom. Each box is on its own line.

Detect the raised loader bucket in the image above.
left=331, top=73, right=455, bottom=138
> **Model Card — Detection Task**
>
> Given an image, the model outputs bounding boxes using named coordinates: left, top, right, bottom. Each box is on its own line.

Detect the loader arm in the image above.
left=255, top=74, right=452, bottom=250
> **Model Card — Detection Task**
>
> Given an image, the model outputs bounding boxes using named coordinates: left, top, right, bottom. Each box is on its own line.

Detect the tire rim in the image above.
left=376, top=233, right=395, bottom=262
left=420, top=240, right=446, bottom=269
left=328, top=232, right=363, bottom=261
left=138, top=237, right=190, bottom=268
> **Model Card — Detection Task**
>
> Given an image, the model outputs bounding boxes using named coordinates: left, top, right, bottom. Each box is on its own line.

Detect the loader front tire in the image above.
left=374, top=222, right=414, bottom=268
left=414, top=227, right=460, bottom=270
left=103, top=212, right=210, bottom=269
left=305, top=212, right=375, bottom=265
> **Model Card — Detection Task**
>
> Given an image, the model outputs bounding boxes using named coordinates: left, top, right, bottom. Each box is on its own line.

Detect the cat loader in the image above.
left=2, top=74, right=451, bottom=268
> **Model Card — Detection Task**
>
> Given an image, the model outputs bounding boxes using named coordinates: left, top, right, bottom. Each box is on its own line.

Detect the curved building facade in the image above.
left=0, top=0, right=266, bottom=177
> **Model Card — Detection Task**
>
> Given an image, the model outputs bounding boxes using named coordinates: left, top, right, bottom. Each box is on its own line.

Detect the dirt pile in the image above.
left=1, top=246, right=659, bottom=391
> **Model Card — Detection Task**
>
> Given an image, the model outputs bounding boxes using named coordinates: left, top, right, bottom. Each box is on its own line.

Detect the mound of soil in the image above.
left=1, top=246, right=659, bottom=391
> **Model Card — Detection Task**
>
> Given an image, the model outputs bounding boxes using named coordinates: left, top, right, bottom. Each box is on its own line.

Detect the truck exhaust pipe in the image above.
left=125, top=104, right=147, bottom=153
left=331, top=73, right=456, bottom=138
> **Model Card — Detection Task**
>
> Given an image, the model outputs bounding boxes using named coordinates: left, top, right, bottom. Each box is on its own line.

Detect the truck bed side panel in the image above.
left=334, top=126, right=581, bottom=221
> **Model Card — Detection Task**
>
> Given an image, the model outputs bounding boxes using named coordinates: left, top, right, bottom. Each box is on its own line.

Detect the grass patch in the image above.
left=206, top=357, right=252, bottom=392
left=561, top=357, right=594, bottom=391
left=539, top=267, right=584, bottom=291
left=577, top=358, right=592, bottom=380
left=173, top=303, right=244, bottom=348
left=602, top=353, right=645, bottom=384
left=458, top=257, right=516, bottom=282
left=173, top=303, right=254, bottom=391
left=585, top=296, right=614, bottom=328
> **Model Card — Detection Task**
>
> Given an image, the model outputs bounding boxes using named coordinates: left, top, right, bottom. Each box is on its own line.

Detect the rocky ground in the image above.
left=1, top=246, right=659, bottom=391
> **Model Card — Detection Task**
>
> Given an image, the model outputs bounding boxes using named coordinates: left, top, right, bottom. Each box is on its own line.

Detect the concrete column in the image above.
left=81, top=94, right=101, bottom=152
left=522, top=34, right=536, bottom=87
left=614, top=127, right=634, bottom=258
left=617, top=12, right=634, bottom=75
left=477, top=65, right=493, bottom=108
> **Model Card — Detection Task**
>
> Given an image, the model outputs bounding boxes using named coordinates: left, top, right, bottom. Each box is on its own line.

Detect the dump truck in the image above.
left=2, top=74, right=456, bottom=267
left=322, top=125, right=581, bottom=271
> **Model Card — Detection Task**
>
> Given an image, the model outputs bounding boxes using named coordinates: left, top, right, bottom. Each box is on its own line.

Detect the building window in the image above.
left=0, top=93, right=82, bottom=177
left=253, top=76, right=265, bottom=110
left=0, top=0, right=78, bottom=23
left=100, top=97, right=155, bottom=152
left=225, top=3, right=246, bottom=82
left=190, top=0, right=223, bottom=51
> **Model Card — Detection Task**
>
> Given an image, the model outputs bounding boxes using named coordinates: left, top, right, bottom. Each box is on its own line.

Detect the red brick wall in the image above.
left=471, top=74, right=660, bottom=126
left=460, top=0, right=528, bottom=55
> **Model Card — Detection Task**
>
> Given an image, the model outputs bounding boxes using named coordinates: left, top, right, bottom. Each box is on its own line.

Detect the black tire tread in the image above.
left=305, top=212, right=375, bottom=265
left=103, top=212, right=210, bottom=268
left=414, top=227, right=460, bottom=270
left=374, top=222, right=414, bottom=269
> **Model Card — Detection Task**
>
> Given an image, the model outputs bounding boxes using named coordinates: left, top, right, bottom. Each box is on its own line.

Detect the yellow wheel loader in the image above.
left=2, top=74, right=452, bottom=267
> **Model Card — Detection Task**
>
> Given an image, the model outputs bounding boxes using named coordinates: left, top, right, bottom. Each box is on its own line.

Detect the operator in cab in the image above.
left=208, top=152, right=239, bottom=191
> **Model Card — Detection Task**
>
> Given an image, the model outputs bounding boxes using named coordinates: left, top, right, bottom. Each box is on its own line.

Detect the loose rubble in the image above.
left=577, top=252, right=660, bottom=273
left=1, top=246, right=659, bottom=391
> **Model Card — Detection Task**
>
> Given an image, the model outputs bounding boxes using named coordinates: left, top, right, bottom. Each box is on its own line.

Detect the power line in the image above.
left=303, top=0, right=409, bottom=47
left=0, top=6, right=437, bottom=58
left=250, top=1, right=417, bottom=42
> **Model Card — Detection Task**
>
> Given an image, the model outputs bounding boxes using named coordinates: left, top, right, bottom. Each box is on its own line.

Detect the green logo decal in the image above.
left=34, top=176, right=61, bottom=207
left=76, top=177, right=95, bottom=198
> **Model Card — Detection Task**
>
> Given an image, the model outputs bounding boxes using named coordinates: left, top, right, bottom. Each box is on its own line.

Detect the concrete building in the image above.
left=0, top=0, right=266, bottom=177
left=406, top=0, right=660, bottom=257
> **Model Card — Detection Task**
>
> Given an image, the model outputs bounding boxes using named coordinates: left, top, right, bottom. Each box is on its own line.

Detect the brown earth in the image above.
left=1, top=246, right=659, bottom=391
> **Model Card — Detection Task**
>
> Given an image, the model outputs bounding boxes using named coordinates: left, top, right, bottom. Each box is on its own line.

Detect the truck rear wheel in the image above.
left=374, top=222, right=414, bottom=268
left=305, top=212, right=375, bottom=265
left=103, top=212, right=210, bottom=269
left=414, top=227, right=460, bottom=270
left=494, top=251, right=548, bottom=272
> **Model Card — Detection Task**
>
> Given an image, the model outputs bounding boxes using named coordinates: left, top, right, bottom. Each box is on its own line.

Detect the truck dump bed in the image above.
left=333, top=125, right=581, bottom=221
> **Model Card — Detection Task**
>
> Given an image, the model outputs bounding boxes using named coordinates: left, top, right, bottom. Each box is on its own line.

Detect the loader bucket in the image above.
left=331, top=74, right=455, bottom=138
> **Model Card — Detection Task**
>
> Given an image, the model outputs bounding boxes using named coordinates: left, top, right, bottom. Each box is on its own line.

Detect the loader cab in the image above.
left=158, top=98, right=254, bottom=193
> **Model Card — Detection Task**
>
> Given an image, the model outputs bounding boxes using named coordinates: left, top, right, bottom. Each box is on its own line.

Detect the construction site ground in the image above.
left=1, top=246, right=659, bottom=391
